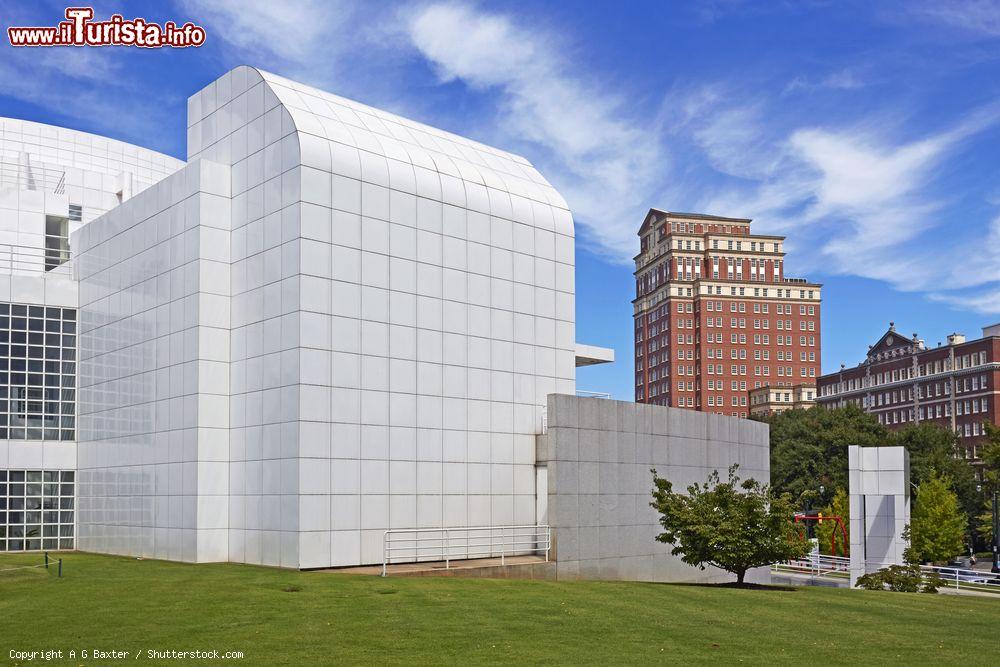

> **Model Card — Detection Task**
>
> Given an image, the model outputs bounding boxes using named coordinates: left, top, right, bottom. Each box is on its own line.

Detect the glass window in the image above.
left=0, top=468, right=74, bottom=552
left=0, top=303, right=76, bottom=441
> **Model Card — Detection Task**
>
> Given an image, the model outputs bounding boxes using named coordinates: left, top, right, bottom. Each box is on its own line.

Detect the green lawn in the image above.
left=2, top=552, right=998, bottom=666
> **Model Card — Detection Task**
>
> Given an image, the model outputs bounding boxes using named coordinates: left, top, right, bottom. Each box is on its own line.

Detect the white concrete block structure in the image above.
left=539, top=394, right=770, bottom=583
left=848, top=445, right=910, bottom=585
left=73, top=66, right=575, bottom=568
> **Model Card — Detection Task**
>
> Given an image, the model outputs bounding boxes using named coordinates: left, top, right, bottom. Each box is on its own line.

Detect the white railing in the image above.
left=772, top=553, right=850, bottom=579
left=0, top=158, right=66, bottom=194
left=919, top=563, right=1000, bottom=595
left=0, top=244, right=71, bottom=276
left=772, top=555, right=1000, bottom=595
left=382, top=524, right=551, bottom=576
left=576, top=390, right=612, bottom=399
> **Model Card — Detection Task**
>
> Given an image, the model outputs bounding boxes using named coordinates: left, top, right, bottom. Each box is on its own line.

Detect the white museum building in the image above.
left=0, top=67, right=769, bottom=581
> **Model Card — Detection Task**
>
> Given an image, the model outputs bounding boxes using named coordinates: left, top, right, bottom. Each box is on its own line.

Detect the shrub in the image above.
left=855, top=564, right=940, bottom=593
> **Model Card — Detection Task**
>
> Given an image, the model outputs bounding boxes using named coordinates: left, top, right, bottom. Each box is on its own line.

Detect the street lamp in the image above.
left=993, top=486, right=999, bottom=574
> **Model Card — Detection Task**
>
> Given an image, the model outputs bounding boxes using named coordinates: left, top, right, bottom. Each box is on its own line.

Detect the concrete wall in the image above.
left=74, top=159, right=233, bottom=562
left=848, top=445, right=910, bottom=585
left=539, top=394, right=770, bottom=583
left=186, top=66, right=577, bottom=568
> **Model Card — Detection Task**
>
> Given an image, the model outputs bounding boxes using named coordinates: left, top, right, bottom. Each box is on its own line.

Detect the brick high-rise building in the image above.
left=817, top=322, right=1000, bottom=463
left=633, top=210, right=822, bottom=416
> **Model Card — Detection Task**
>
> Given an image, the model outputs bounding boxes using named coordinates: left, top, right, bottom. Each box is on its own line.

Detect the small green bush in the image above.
left=855, top=564, right=940, bottom=593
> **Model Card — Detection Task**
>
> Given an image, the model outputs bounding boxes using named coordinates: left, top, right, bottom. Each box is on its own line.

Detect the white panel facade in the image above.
left=848, top=445, right=910, bottom=585
left=73, top=160, right=231, bottom=561
left=75, top=65, right=575, bottom=568
left=0, top=117, right=182, bottom=268
left=0, top=118, right=181, bottom=553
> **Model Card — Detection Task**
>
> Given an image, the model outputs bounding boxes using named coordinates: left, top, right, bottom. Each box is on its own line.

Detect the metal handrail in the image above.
left=772, top=553, right=850, bottom=578
left=576, top=390, right=612, bottom=399
left=382, top=524, right=551, bottom=576
left=0, top=158, right=67, bottom=194
left=774, top=556, right=1000, bottom=594
left=917, top=562, right=1000, bottom=594
left=0, top=243, right=71, bottom=275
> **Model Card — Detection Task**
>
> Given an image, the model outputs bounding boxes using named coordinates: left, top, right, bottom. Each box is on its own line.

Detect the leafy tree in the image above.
left=975, top=499, right=993, bottom=546
left=980, top=422, right=1000, bottom=554
left=892, top=422, right=978, bottom=531
left=982, top=422, right=1000, bottom=480
left=815, top=487, right=849, bottom=556
left=907, top=472, right=966, bottom=564
left=761, top=404, right=889, bottom=507
left=650, top=464, right=809, bottom=584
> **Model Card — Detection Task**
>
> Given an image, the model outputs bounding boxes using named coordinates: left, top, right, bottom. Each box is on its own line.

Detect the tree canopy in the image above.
left=760, top=404, right=888, bottom=507
left=892, top=422, right=978, bottom=524
left=650, top=465, right=809, bottom=584
left=815, top=487, right=849, bottom=556
left=906, top=472, right=967, bottom=564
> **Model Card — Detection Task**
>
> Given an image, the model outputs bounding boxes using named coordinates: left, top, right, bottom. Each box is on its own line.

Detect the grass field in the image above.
left=2, top=552, right=998, bottom=665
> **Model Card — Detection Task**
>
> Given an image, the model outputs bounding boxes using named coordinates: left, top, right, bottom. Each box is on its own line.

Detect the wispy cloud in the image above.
left=785, top=68, right=867, bottom=93
left=36, top=0, right=992, bottom=316
left=177, top=0, right=358, bottom=68
left=695, top=97, right=1000, bottom=310
left=909, top=0, right=1000, bottom=38
left=0, top=44, right=175, bottom=146
left=403, top=2, right=666, bottom=259
left=0, top=2, right=185, bottom=148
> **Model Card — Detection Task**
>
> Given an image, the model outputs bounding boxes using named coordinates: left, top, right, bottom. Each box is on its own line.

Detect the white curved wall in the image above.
left=75, top=65, right=576, bottom=567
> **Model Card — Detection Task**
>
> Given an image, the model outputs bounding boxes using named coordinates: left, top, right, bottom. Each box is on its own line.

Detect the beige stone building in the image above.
left=748, top=383, right=816, bottom=416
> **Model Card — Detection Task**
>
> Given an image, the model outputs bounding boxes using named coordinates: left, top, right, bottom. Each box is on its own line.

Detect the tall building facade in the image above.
left=0, top=117, right=181, bottom=553
left=633, top=210, right=821, bottom=417
left=72, top=65, right=576, bottom=567
left=817, top=322, right=1000, bottom=463
left=0, top=68, right=771, bottom=584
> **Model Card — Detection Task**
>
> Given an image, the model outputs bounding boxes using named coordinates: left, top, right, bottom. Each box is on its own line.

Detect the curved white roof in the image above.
left=0, top=116, right=182, bottom=185
left=187, top=65, right=573, bottom=239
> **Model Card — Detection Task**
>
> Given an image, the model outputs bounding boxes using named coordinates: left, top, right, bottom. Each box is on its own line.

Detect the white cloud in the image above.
left=927, top=214, right=1000, bottom=313
left=693, top=99, right=1000, bottom=311
left=910, top=0, right=1000, bottom=38
left=0, top=43, right=173, bottom=145
left=791, top=106, right=1000, bottom=270
left=178, top=0, right=356, bottom=66
left=404, top=2, right=666, bottom=260
left=785, top=68, right=867, bottom=93
left=134, top=1, right=1000, bottom=316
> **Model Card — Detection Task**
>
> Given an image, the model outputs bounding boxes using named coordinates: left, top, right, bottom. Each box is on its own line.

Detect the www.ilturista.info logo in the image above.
left=8, top=7, right=206, bottom=48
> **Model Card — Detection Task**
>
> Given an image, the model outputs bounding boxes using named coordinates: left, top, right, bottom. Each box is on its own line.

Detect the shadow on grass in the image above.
left=651, top=582, right=800, bottom=592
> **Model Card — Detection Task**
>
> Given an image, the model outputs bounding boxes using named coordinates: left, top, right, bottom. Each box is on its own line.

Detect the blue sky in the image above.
left=2, top=0, right=999, bottom=399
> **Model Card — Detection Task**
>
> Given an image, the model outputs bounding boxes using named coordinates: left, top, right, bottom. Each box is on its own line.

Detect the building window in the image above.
left=44, top=215, right=70, bottom=272
left=0, top=304, right=76, bottom=441
left=0, top=469, right=74, bottom=552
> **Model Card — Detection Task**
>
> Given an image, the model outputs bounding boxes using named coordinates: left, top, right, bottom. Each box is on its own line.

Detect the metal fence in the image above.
left=0, top=244, right=71, bottom=276
left=771, top=553, right=850, bottom=580
left=382, top=524, right=551, bottom=576
left=772, top=555, right=1000, bottom=595
left=919, top=563, right=1000, bottom=595
left=0, top=159, right=66, bottom=194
